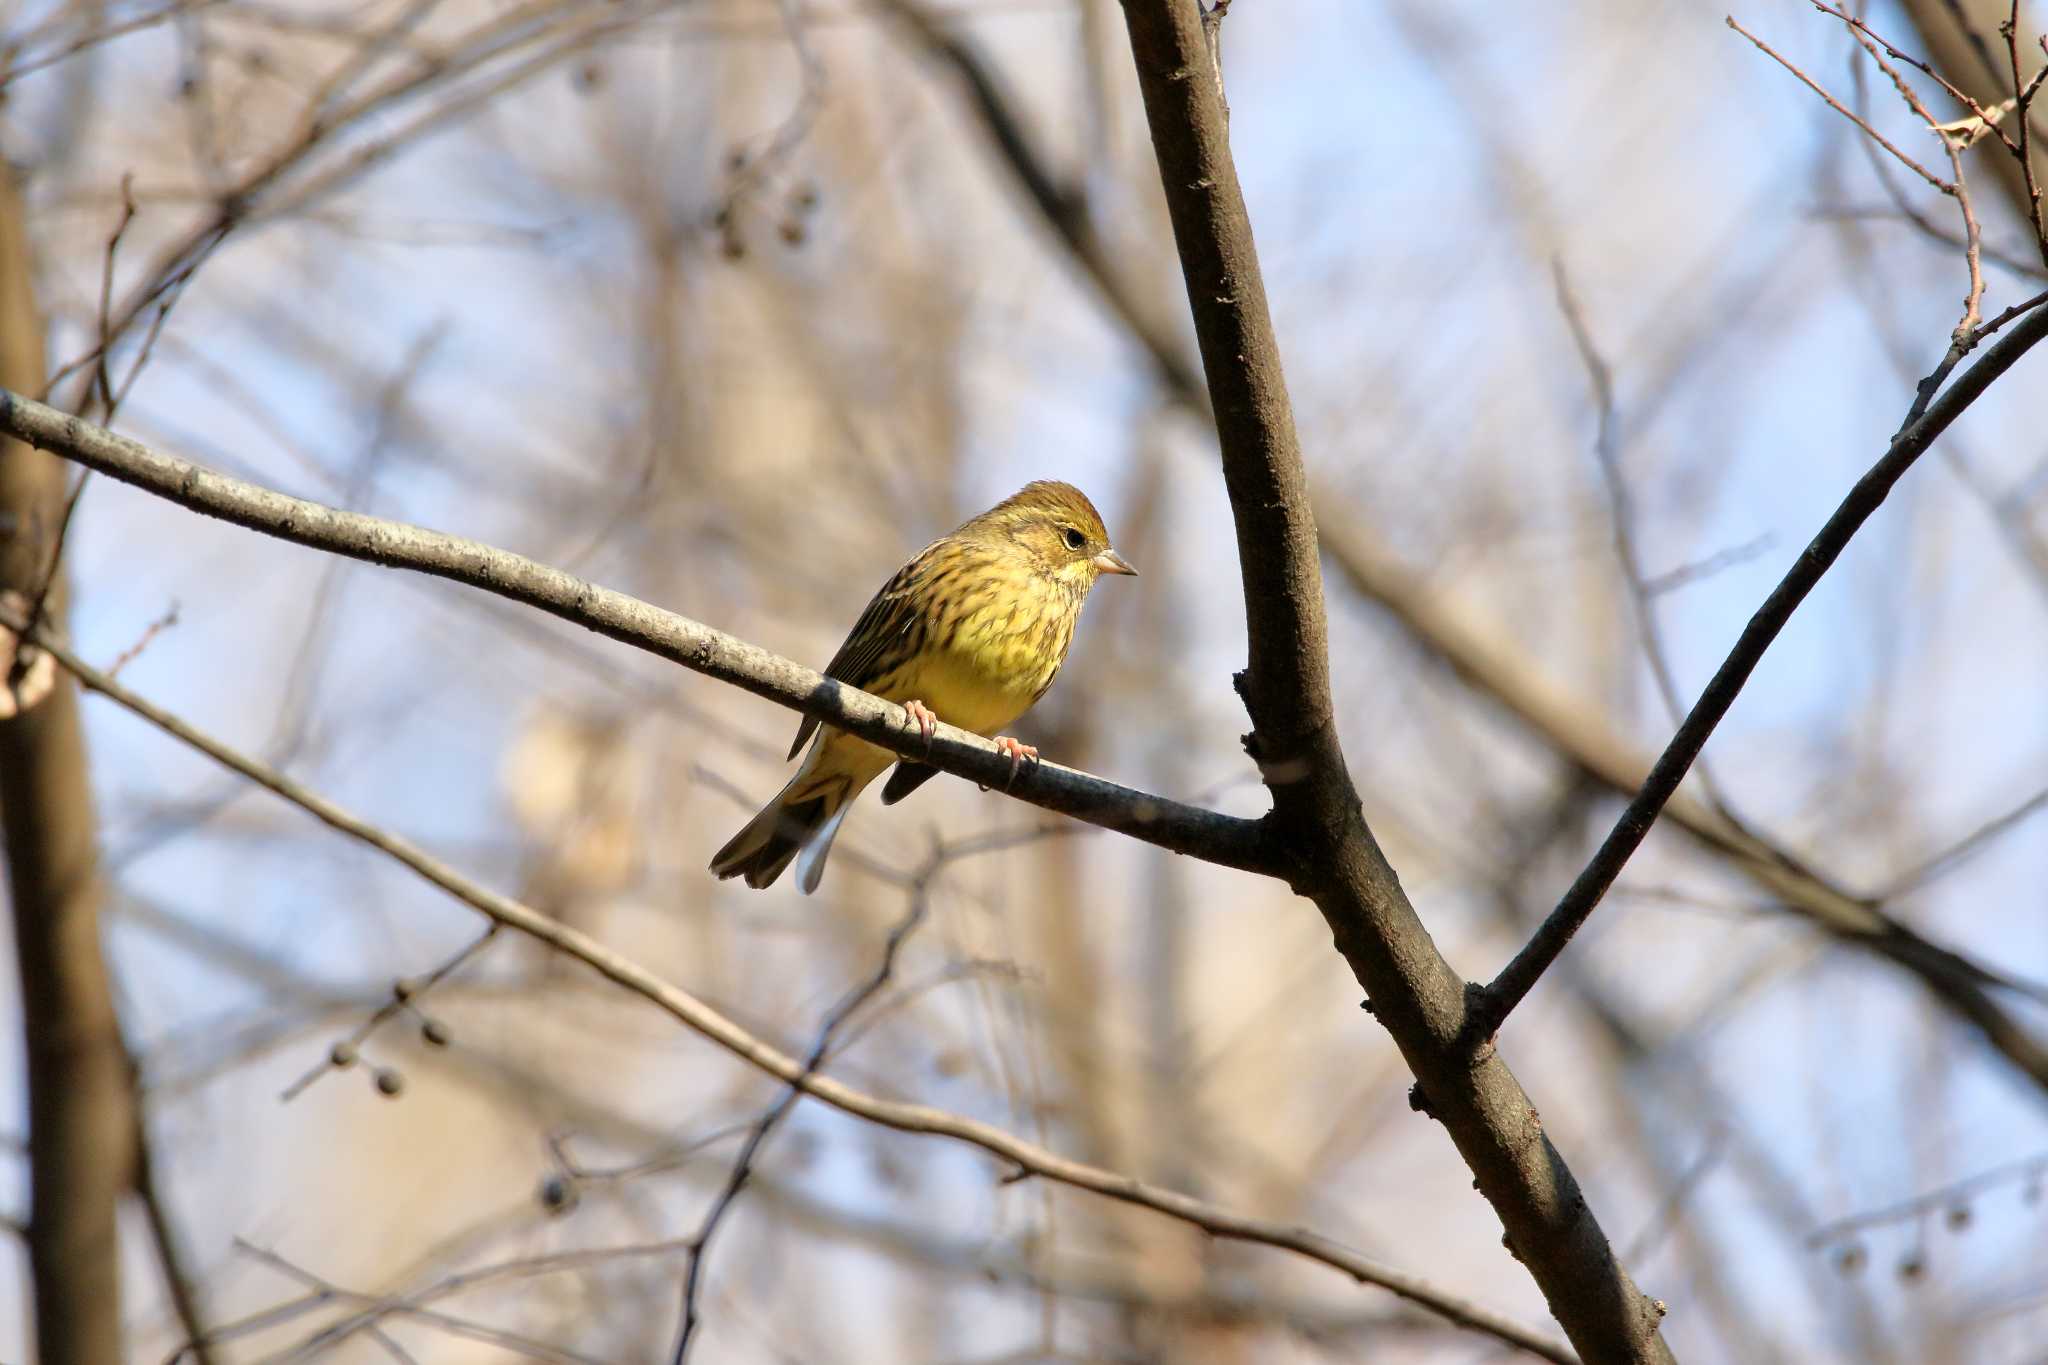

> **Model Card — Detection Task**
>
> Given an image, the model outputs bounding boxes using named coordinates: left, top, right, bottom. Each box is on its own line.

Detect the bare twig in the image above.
left=104, top=602, right=179, bottom=679
left=1641, top=535, right=1778, bottom=595
left=1880, top=779, right=2048, bottom=894
left=1896, top=0, right=2048, bottom=274
left=673, top=864, right=938, bottom=1361
left=277, top=926, right=498, bottom=1102
left=1553, top=261, right=1722, bottom=787
left=133, top=1112, right=218, bottom=1365
left=193, top=1240, right=601, bottom=1363
left=1806, top=1149, right=2048, bottom=1246
left=1730, top=16, right=1952, bottom=192
left=2003, top=3, right=2048, bottom=259
left=45, top=0, right=672, bottom=415
left=1810, top=3, right=2027, bottom=158
left=1733, top=12, right=1985, bottom=334
left=0, top=0, right=230, bottom=88
left=1972, top=283, right=2048, bottom=340
left=1840, top=11, right=1988, bottom=332
left=15, top=471, right=86, bottom=666
left=91, top=176, right=138, bottom=421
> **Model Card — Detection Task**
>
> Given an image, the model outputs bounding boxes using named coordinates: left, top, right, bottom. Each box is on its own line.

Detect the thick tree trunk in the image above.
left=0, top=167, right=131, bottom=1364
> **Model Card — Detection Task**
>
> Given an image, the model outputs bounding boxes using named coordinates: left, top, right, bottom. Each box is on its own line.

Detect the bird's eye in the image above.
left=1061, top=526, right=1086, bottom=551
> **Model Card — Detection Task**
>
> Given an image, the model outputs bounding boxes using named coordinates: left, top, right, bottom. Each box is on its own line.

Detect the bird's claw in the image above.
left=992, top=735, right=1039, bottom=791
left=903, top=699, right=938, bottom=756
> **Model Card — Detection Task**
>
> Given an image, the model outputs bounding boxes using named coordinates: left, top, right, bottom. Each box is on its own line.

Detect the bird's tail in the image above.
left=708, top=765, right=859, bottom=894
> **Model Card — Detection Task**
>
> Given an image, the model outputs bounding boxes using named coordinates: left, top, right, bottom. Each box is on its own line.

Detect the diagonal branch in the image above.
left=0, top=388, right=1276, bottom=878
left=673, top=868, right=939, bottom=1362
left=1315, top=512, right=2048, bottom=1093
left=5, top=616, right=1575, bottom=1365
left=1475, top=293, right=2048, bottom=1036
left=1116, top=3, right=1673, bottom=1360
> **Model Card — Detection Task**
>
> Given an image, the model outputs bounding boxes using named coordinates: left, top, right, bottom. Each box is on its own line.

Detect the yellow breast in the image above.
left=878, top=577, right=1078, bottom=736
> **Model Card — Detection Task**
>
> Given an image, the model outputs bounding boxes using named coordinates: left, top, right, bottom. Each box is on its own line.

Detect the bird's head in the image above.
left=966, top=480, right=1136, bottom=589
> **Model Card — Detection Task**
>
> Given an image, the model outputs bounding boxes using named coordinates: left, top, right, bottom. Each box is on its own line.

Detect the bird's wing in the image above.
left=786, top=545, right=934, bottom=761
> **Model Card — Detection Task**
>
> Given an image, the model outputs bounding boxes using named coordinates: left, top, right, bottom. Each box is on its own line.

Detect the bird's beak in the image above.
left=1092, top=549, right=1137, bottom=577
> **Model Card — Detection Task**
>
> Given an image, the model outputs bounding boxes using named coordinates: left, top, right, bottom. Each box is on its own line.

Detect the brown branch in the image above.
left=0, top=163, right=133, bottom=1365
left=0, top=388, right=1275, bottom=876
left=2002, top=1, right=2048, bottom=255
left=1728, top=16, right=1952, bottom=193
left=1811, top=1, right=2028, bottom=157
left=7, top=620, right=1573, bottom=1365
left=1116, top=3, right=1671, bottom=1360
left=1826, top=8, right=1988, bottom=333
left=1898, top=0, right=2048, bottom=265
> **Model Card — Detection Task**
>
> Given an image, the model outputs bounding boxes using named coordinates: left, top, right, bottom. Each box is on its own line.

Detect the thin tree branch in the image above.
left=1553, top=260, right=1728, bottom=802
left=2002, top=1, right=2048, bottom=258
left=1812, top=2, right=2028, bottom=157
left=6, top=616, right=1574, bottom=1365
left=1475, top=285, right=2048, bottom=1036
left=132, top=1111, right=218, bottom=1365
left=1829, top=8, right=1989, bottom=334
left=1728, top=16, right=1952, bottom=193
left=1316, top=511, right=2048, bottom=1089
left=1897, top=0, right=2048, bottom=266
left=1804, top=1148, right=2048, bottom=1246
left=0, top=388, right=1275, bottom=877
left=673, top=861, right=938, bottom=1361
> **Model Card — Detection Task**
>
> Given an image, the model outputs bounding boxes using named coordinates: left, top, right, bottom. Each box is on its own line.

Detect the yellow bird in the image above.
left=710, top=480, right=1136, bottom=893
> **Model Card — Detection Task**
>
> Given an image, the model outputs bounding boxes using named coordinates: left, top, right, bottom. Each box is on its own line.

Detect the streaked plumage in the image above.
left=709, top=480, right=1135, bottom=893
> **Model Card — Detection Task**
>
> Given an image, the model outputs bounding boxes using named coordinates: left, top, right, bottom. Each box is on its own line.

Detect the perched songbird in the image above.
left=710, top=480, right=1135, bottom=893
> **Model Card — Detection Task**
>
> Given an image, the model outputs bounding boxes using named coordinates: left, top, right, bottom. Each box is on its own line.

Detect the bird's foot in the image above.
left=903, top=699, right=938, bottom=755
left=992, top=735, right=1039, bottom=791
